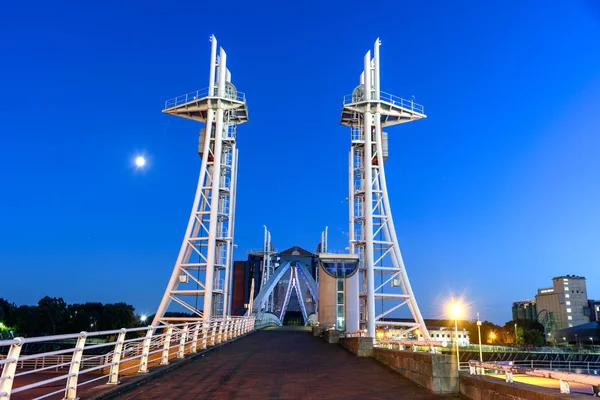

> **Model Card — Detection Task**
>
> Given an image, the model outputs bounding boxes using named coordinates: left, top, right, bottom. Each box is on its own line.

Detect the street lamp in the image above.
left=140, top=314, right=147, bottom=323
left=448, top=298, right=463, bottom=372
left=490, top=332, right=496, bottom=345
left=476, top=312, right=483, bottom=362
left=514, top=323, right=518, bottom=347
left=590, top=337, right=594, bottom=346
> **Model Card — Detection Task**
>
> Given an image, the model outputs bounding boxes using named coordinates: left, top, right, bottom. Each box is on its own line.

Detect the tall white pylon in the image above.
left=341, top=39, right=430, bottom=340
left=153, top=35, right=248, bottom=326
left=259, top=226, right=277, bottom=312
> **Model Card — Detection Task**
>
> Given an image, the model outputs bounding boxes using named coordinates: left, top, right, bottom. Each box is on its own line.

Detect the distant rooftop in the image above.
left=553, top=275, right=585, bottom=280
left=513, top=299, right=536, bottom=306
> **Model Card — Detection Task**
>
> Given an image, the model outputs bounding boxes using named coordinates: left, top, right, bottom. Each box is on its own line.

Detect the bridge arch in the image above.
left=252, top=260, right=318, bottom=326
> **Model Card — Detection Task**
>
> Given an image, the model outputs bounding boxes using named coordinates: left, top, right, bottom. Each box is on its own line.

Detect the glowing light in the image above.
left=141, top=315, right=147, bottom=323
left=448, top=299, right=463, bottom=319
left=490, top=332, right=496, bottom=340
left=135, top=156, right=146, bottom=168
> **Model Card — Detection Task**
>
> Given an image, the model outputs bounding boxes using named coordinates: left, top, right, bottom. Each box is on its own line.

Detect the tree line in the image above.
left=464, top=319, right=546, bottom=346
left=0, top=296, right=141, bottom=338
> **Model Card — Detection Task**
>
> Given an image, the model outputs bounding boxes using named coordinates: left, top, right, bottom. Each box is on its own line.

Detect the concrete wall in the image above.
left=318, top=267, right=337, bottom=328
left=339, top=337, right=373, bottom=357
left=373, top=348, right=459, bottom=394
left=460, top=374, right=589, bottom=399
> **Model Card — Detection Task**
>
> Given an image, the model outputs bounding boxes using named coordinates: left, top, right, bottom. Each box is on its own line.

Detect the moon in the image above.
left=135, top=156, right=146, bottom=168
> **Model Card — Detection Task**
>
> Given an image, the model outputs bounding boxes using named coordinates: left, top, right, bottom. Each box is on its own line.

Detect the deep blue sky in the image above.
left=1, top=1, right=599, bottom=324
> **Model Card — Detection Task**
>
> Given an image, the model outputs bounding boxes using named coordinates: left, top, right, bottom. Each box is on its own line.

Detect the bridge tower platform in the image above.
left=153, top=35, right=248, bottom=326
left=341, top=39, right=430, bottom=340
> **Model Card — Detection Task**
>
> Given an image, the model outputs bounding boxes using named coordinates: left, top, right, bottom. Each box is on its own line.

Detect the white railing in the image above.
left=342, top=92, right=424, bottom=114
left=469, top=360, right=600, bottom=396
left=0, top=316, right=255, bottom=400
left=343, top=330, right=365, bottom=338
left=164, top=88, right=246, bottom=109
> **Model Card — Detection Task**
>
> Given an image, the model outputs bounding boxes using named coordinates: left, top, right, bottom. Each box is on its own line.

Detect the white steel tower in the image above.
left=341, top=39, right=430, bottom=340
left=153, top=35, right=248, bottom=326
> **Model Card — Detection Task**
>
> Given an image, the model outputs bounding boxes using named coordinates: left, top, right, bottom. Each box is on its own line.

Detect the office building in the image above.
left=535, top=275, right=590, bottom=332
left=512, top=300, right=537, bottom=322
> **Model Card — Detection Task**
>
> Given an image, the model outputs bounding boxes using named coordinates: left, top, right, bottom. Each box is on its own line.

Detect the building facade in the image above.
left=589, top=300, right=600, bottom=322
left=379, top=318, right=470, bottom=347
left=535, top=275, right=590, bottom=332
left=230, top=246, right=319, bottom=324
left=512, top=300, right=537, bottom=322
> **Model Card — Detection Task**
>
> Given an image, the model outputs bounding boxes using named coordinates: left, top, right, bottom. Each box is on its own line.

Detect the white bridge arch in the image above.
left=252, top=260, right=318, bottom=326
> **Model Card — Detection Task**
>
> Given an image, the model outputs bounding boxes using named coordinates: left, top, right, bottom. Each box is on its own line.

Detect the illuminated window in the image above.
left=569, top=323, right=573, bottom=327
left=565, top=294, right=570, bottom=298
left=568, top=316, right=572, bottom=320
left=567, top=308, right=572, bottom=313
left=336, top=279, right=345, bottom=331
left=566, top=301, right=571, bottom=305
left=563, top=278, right=569, bottom=282
left=597, top=306, right=599, bottom=312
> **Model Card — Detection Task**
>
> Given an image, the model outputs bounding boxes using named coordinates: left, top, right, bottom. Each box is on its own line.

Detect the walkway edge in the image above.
left=83, top=331, right=255, bottom=400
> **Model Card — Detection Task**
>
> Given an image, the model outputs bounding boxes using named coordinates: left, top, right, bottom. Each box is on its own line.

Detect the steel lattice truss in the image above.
left=153, top=36, right=248, bottom=326
left=342, top=39, right=430, bottom=340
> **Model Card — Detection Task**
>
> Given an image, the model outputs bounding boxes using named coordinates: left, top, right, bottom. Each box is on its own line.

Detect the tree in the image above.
left=14, top=305, right=42, bottom=337
left=67, top=302, right=104, bottom=332
left=503, top=319, right=545, bottom=346
left=0, top=298, right=17, bottom=327
left=37, top=296, right=68, bottom=335
left=98, top=303, right=138, bottom=330
left=466, top=320, right=503, bottom=345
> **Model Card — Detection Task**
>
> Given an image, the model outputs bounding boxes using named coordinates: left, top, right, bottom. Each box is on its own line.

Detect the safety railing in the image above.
left=468, top=360, right=600, bottom=396
left=503, top=360, right=600, bottom=374
left=164, top=88, right=246, bottom=109
left=343, top=330, right=366, bottom=338
left=0, top=316, right=255, bottom=400
left=342, top=91, right=424, bottom=114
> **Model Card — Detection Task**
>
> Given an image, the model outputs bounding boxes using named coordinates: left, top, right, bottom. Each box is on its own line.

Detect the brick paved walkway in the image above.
left=116, top=327, right=462, bottom=400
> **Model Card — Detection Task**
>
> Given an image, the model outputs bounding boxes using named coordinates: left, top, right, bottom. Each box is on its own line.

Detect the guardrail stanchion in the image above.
left=227, top=318, right=232, bottom=339
left=559, top=379, right=570, bottom=394
left=201, top=322, right=208, bottom=349
left=63, top=331, right=88, bottom=400
left=215, top=320, right=223, bottom=344
left=210, top=320, right=218, bottom=346
left=108, top=328, right=127, bottom=384
left=138, top=325, right=153, bottom=373
left=161, top=325, right=173, bottom=365
left=191, top=322, right=201, bottom=353
left=0, top=338, right=23, bottom=400
left=178, top=323, right=189, bottom=358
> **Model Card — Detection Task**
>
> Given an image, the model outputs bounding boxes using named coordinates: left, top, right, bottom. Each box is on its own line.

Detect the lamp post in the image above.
left=477, top=312, right=483, bottom=362
left=449, top=298, right=463, bottom=372
left=490, top=332, right=496, bottom=345
left=514, top=323, right=518, bottom=347
left=590, top=337, right=594, bottom=347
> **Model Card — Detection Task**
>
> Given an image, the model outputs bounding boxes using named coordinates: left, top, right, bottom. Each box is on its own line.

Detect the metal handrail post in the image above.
left=215, top=320, right=223, bottom=344
left=201, top=323, right=208, bottom=349
left=107, top=329, right=127, bottom=384
left=177, top=324, right=189, bottom=358
left=0, top=338, right=23, bottom=400
left=190, top=322, right=201, bottom=353
left=226, top=318, right=232, bottom=340
left=160, top=326, right=173, bottom=365
left=138, top=326, right=153, bottom=373
left=63, top=332, right=88, bottom=400
left=210, top=321, right=218, bottom=346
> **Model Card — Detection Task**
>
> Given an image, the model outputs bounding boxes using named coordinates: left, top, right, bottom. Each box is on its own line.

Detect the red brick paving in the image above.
left=116, top=328, right=463, bottom=400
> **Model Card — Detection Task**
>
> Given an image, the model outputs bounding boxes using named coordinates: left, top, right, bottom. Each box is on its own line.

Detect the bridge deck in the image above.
left=116, top=327, right=461, bottom=399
